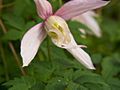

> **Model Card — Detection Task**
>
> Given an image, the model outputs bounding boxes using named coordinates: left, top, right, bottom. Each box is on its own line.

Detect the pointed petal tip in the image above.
left=97, top=33, right=102, bottom=38
left=97, top=35, right=101, bottom=38
left=85, top=60, right=96, bottom=70
left=87, top=65, right=96, bottom=70
left=84, top=60, right=96, bottom=70
left=22, top=59, right=29, bottom=67
left=22, top=65, right=26, bottom=67
left=22, top=63, right=28, bottom=67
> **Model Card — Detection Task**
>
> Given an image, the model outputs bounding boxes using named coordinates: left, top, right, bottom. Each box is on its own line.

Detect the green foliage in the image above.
left=3, top=76, right=45, bottom=90
left=91, top=54, right=102, bottom=64
left=3, top=29, right=22, bottom=40
left=101, top=54, right=120, bottom=79
left=0, top=0, right=120, bottom=90
left=2, top=13, right=25, bottom=30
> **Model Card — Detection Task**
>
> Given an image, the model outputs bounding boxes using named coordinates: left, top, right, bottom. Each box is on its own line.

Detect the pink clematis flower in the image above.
left=71, top=11, right=101, bottom=37
left=20, top=0, right=110, bottom=69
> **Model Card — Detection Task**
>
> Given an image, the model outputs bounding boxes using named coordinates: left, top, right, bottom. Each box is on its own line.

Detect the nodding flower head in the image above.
left=21, top=0, right=110, bottom=69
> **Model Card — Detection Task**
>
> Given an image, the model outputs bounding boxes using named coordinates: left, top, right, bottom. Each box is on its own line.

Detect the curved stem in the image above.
left=0, top=19, right=26, bottom=76
left=0, top=0, right=9, bottom=80
left=0, top=0, right=26, bottom=76
left=47, top=36, right=52, bottom=62
left=0, top=39, right=9, bottom=81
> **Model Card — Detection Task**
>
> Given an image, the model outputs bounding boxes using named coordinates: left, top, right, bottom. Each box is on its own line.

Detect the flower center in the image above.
left=44, top=16, right=71, bottom=47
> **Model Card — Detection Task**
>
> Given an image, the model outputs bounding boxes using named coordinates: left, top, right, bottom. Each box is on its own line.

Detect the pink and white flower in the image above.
left=72, top=11, right=101, bottom=37
left=20, top=0, right=110, bottom=69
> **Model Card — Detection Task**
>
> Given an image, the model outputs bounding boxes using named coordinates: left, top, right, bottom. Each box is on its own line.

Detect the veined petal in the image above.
left=72, top=11, right=101, bottom=37
left=21, top=23, right=47, bottom=67
left=55, top=0, right=110, bottom=20
left=34, top=0, right=53, bottom=20
left=66, top=33, right=95, bottom=69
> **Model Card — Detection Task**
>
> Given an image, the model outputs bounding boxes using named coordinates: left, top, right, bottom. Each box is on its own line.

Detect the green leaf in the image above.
left=33, top=16, right=44, bottom=23
left=52, top=59, right=74, bottom=70
left=67, top=81, right=88, bottom=90
left=3, top=76, right=36, bottom=90
left=29, top=83, right=45, bottom=90
left=84, top=83, right=100, bottom=90
left=13, top=0, right=36, bottom=18
left=72, top=71, right=111, bottom=90
left=2, top=13, right=25, bottom=30
left=45, top=77, right=66, bottom=90
left=0, top=66, right=5, bottom=83
left=51, top=46, right=68, bottom=60
left=106, top=78, right=120, bottom=90
left=24, top=21, right=36, bottom=32
left=49, top=0, right=59, bottom=13
left=91, top=54, right=102, bottom=64
left=112, top=53, right=120, bottom=63
left=73, top=72, right=105, bottom=84
left=33, top=63, right=52, bottom=82
left=84, top=82, right=111, bottom=90
left=9, top=84, right=28, bottom=90
left=101, top=56, right=120, bottom=79
left=53, top=69, right=74, bottom=82
left=63, top=69, right=74, bottom=81
left=3, top=29, right=22, bottom=40
left=101, top=17, right=120, bottom=41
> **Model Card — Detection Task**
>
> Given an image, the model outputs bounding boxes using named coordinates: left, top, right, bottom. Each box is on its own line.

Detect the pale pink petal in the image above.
left=66, top=33, right=95, bottom=69
left=87, top=10, right=98, bottom=17
left=72, top=11, right=101, bottom=37
left=55, top=0, right=110, bottom=20
left=34, top=0, right=53, bottom=20
left=64, top=45, right=87, bottom=49
left=21, top=23, right=47, bottom=67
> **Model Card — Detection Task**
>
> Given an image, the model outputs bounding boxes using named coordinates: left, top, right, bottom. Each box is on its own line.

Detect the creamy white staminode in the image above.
left=44, top=16, right=71, bottom=48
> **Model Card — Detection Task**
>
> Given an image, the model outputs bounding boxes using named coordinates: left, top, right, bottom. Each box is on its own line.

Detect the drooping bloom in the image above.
left=71, top=11, right=101, bottom=37
left=20, top=0, right=110, bottom=69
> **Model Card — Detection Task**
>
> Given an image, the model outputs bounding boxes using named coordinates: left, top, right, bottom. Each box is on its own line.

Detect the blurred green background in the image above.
left=0, top=0, right=120, bottom=90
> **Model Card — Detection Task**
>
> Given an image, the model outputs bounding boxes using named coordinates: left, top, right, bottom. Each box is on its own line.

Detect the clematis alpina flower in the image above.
left=72, top=11, right=101, bottom=37
left=20, top=0, right=110, bottom=69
